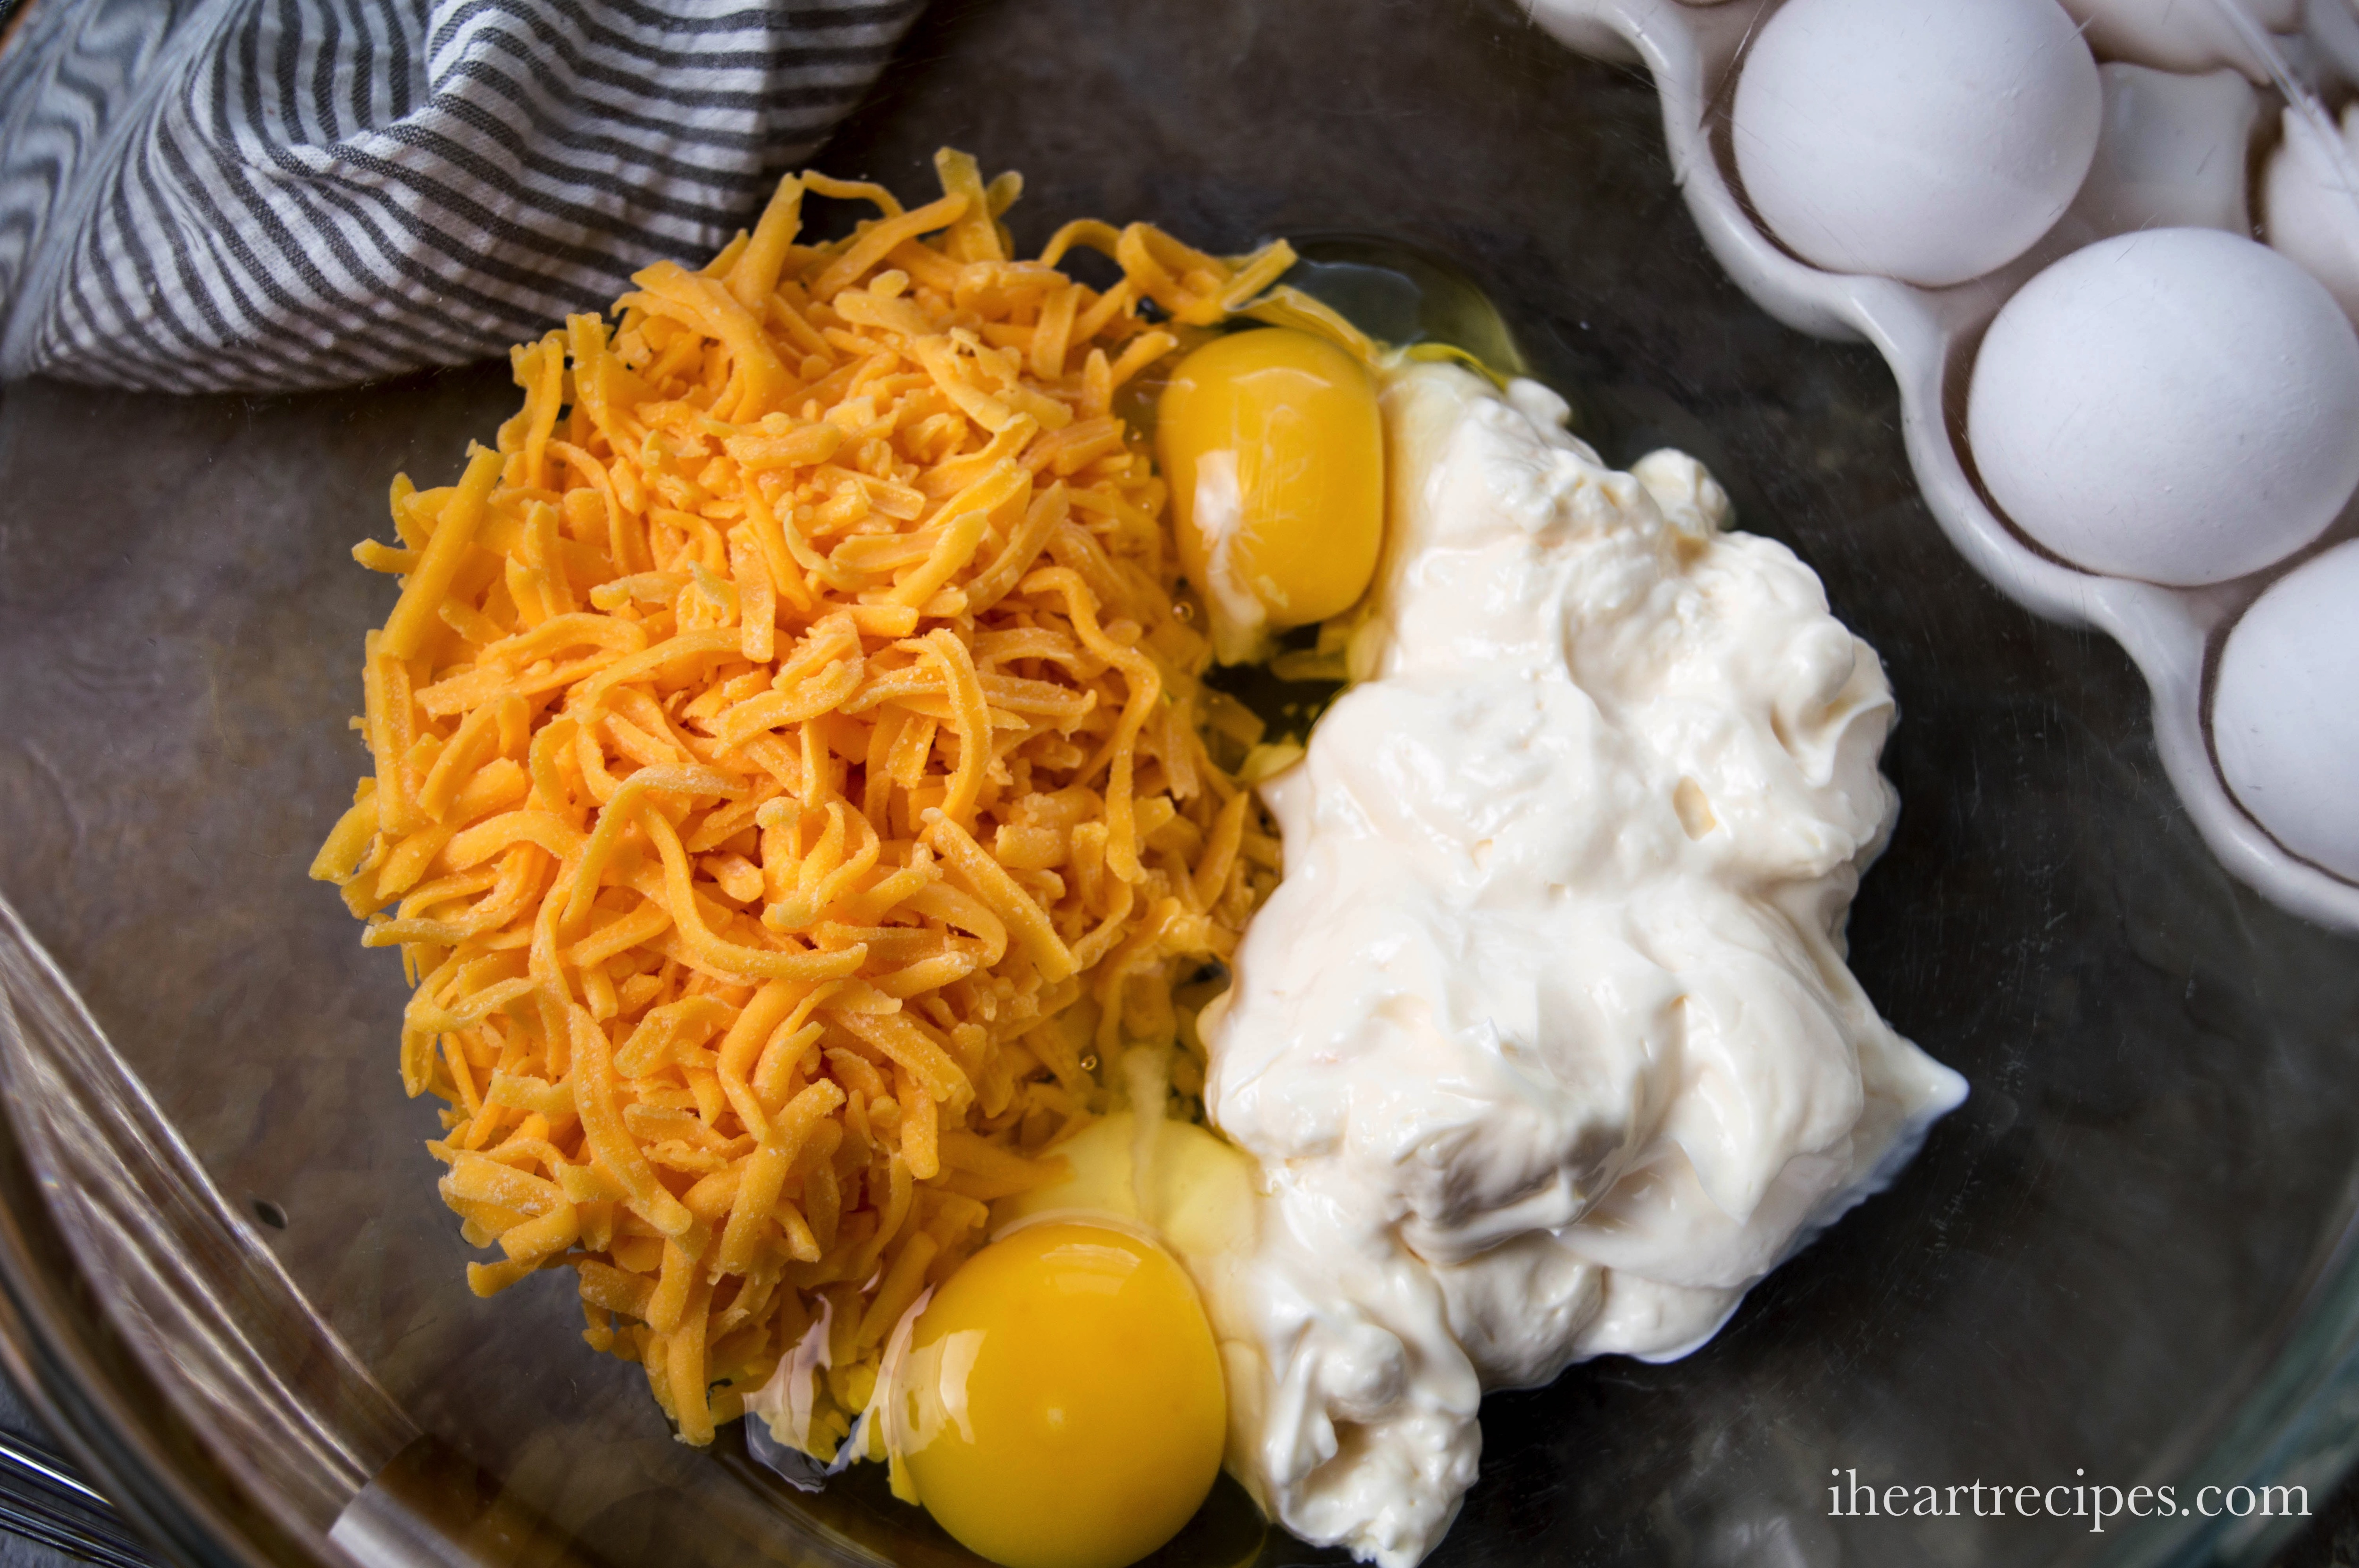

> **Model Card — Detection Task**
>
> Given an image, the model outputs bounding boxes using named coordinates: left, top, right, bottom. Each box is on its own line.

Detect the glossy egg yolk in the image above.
left=895, top=1221, right=1226, bottom=1568
left=1155, top=326, right=1384, bottom=662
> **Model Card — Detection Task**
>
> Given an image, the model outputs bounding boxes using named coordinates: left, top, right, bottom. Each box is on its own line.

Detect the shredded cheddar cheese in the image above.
left=312, top=149, right=1286, bottom=1453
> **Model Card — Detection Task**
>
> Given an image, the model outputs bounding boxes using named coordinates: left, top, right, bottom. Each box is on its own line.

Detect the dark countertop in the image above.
left=2280, top=1490, right=2359, bottom=1568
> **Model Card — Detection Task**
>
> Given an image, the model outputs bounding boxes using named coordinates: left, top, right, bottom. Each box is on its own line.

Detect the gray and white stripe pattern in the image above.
left=0, top=0, right=923, bottom=391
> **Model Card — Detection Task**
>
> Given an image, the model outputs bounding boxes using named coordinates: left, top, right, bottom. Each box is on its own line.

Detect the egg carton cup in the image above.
left=1523, top=0, right=2359, bottom=935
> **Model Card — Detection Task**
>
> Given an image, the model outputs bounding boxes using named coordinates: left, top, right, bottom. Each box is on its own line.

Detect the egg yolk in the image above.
left=1155, top=326, right=1384, bottom=662
left=895, top=1221, right=1226, bottom=1568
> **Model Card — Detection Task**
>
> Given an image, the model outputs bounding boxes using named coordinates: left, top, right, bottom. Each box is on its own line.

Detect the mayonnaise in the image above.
left=1197, top=363, right=1966, bottom=1567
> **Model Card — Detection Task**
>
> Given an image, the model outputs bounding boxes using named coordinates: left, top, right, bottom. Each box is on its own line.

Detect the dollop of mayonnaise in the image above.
left=1197, top=363, right=1966, bottom=1568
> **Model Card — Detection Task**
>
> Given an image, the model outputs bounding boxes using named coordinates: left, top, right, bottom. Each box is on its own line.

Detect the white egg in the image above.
left=1966, top=229, right=2359, bottom=585
left=2213, top=540, right=2359, bottom=880
left=2264, top=104, right=2359, bottom=326
left=2066, top=65, right=2258, bottom=241
left=2057, top=0, right=2299, bottom=78
left=1731, top=0, right=2100, bottom=287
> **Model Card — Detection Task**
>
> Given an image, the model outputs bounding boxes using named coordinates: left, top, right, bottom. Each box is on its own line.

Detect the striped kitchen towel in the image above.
left=0, top=0, right=924, bottom=392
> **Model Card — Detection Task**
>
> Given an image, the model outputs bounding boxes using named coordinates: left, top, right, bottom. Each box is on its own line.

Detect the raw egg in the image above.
left=1966, top=228, right=2359, bottom=585
left=1156, top=326, right=1384, bottom=662
left=2212, top=539, right=2359, bottom=881
left=1731, top=0, right=2100, bottom=286
left=995, top=1108, right=1259, bottom=1265
left=895, top=1221, right=1228, bottom=1568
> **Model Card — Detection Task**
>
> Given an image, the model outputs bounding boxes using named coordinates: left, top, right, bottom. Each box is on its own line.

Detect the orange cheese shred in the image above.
left=316, top=149, right=1287, bottom=1454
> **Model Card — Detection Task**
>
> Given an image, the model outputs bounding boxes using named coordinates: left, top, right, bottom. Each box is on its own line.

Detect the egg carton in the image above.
left=1524, top=0, right=2359, bottom=935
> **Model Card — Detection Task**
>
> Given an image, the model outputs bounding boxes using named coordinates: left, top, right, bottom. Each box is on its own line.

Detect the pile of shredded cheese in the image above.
left=310, top=149, right=1286, bottom=1451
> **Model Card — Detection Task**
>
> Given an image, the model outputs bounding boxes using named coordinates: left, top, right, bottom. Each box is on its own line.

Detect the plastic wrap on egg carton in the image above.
left=1524, top=0, right=2359, bottom=934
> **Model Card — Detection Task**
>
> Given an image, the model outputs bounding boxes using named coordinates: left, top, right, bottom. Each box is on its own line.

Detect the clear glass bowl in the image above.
left=2, top=3, right=2357, bottom=1568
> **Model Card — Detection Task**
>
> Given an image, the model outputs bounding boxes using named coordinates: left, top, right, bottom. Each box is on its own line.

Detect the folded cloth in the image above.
left=0, top=0, right=923, bottom=392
